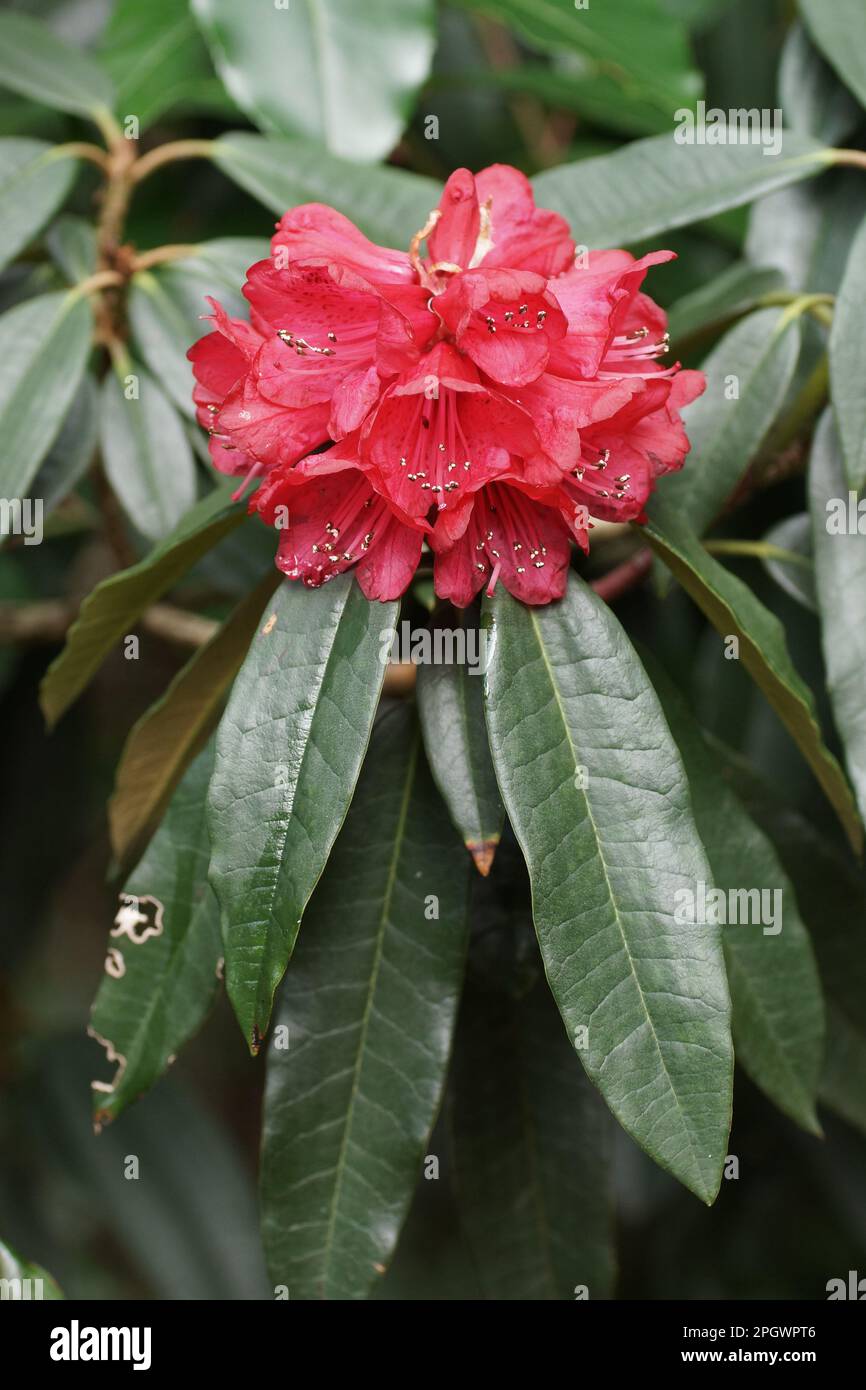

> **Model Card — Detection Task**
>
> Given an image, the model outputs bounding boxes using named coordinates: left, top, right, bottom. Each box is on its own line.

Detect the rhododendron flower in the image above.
left=188, top=163, right=705, bottom=606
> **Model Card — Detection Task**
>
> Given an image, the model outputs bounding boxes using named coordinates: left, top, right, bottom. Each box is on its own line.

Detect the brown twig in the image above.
left=0, top=600, right=217, bottom=648
left=590, top=546, right=653, bottom=602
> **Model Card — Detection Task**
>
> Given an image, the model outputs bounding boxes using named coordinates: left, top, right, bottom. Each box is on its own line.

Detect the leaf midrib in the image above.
left=527, top=604, right=709, bottom=1193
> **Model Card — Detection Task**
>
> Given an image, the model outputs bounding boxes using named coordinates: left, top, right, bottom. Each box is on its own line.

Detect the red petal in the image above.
left=271, top=203, right=413, bottom=283
left=435, top=269, right=568, bottom=387
left=429, top=168, right=480, bottom=269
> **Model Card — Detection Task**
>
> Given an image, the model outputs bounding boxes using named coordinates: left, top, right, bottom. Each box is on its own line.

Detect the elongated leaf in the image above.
left=454, top=0, right=701, bottom=120
left=799, top=0, right=866, bottom=111
left=532, top=132, right=829, bottom=249
left=451, top=849, right=615, bottom=1300
left=645, top=499, right=863, bottom=854
left=90, top=744, right=222, bottom=1127
left=261, top=703, right=469, bottom=1299
left=830, top=212, right=866, bottom=493
left=0, top=140, right=78, bottom=273
left=0, top=290, right=93, bottom=502
left=109, top=571, right=279, bottom=867
left=779, top=21, right=861, bottom=147
left=726, top=765, right=866, bottom=1139
left=129, top=241, right=268, bottom=417
left=40, top=483, right=243, bottom=726
left=208, top=575, right=397, bottom=1051
left=193, top=0, right=434, bottom=162
left=809, top=409, right=866, bottom=829
left=416, top=607, right=503, bottom=875
left=45, top=214, right=97, bottom=284
left=0, top=12, right=115, bottom=122
left=761, top=513, right=816, bottom=613
left=100, top=361, right=197, bottom=542
left=0, top=1240, right=62, bottom=1300
left=666, top=262, right=784, bottom=346
left=482, top=575, right=733, bottom=1203
left=653, top=307, right=800, bottom=534
left=647, top=656, right=824, bottom=1132
left=212, top=133, right=439, bottom=248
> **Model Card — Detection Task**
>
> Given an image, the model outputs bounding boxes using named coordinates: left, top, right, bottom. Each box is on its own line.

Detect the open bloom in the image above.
left=189, top=164, right=704, bottom=605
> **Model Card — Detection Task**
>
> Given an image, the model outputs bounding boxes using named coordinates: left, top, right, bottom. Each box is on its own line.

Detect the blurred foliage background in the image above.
left=1, top=0, right=865, bottom=1300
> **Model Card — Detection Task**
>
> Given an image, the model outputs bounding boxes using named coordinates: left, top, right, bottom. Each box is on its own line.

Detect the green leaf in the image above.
left=109, top=571, right=279, bottom=868
left=652, top=307, right=801, bottom=535
left=0, top=289, right=93, bottom=503
left=193, top=0, right=435, bottom=162
left=646, top=655, right=824, bottom=1133
left=90, top=743, right=222, bottom=1127
left=453, top=0, right=702, bottom=123
left=416, top=607, right=503, bottom=875
left=482, top=575, right=733, bottom=1203
left=799, top=0, right=866, bottom=111
left=830, top=212, right=866, bottom=493
left=100, top=360, right=197, bottom=542
left=0, top=139, right=78, bottom=273
left=645, top=500, right=863, bottom=853
left=260, top=703, right=469, bottom=1299
left=0, top=12, right=115, bottom=123
left=39, top=483, right=244, bottom=727
left=0, top=1239, right=63, bottom=1300
left=129, top=240, right=268, bottom=417
left=761, top=513, right=816, bottom=613
left=99, top=0, right=223, bottom=131
left=726, top=765, right=866, bottom=1139
left=45, top=213, right=97, bottom=284
left=809, top=409, right=866, bottom=830
left=450, top=850, right=615, bottom=1300
left=29, top=374, right=98, bottom=519
left=532, top=132, right=830, bottom=249
left=212, top=133, right=439, bottom=247
left=666, top=262, right=784, bottom=348
left=207, top=575, right=398, bottom=1051
left=779, top=21, right=861, bottom=147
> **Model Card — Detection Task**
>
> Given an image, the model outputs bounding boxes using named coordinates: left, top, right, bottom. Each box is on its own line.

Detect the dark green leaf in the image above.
left=90, top=743, right=222, bottom=1127
left=193, top=0, right=435, bottom=162
left=726, top=765, right=866, bottom=1139
left=799, top=0, right=866, bottom=111
left=0, top=139, right=78, bottom=272
left=653, top=307, right=800, bottom=535
left=207, top=575, right=398, bottom=1051
left=830, top=211, right=866, bottom=493
left=100, top=360, right=196, bottom=541
left=647, top=656, right=824, bottom=1133
left=416, top=606, right=503, bottom=875
left=0, top=12, right=115, bottom=122
left=212, top=133, right=439, bottom=247
left=260, top=703, right=469, bottom=1298
left=451, top=851, right=615, bottom=1300
left=532, top=132, right=829, bottom=249
left=645, top=499, right=863, bottom=854
left=809, top=409, right=866, bottom=829
left=482, top=575, right=733, bottom=1203
left=39, top=483, right=244, bottom=727
left=109, top=571, right=279, bottom=867
left=0, top=289, right=93, bottom=502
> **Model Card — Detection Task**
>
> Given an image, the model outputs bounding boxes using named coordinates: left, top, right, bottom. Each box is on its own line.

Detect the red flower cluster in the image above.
left=188, top=165, right=703, bottom=605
